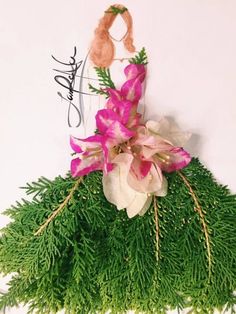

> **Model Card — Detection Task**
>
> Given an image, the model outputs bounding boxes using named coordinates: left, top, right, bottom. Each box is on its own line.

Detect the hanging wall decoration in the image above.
left=0, top=4, right=236, bottom=314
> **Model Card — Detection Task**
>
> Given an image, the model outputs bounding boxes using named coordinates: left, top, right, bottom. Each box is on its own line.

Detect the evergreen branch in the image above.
left=178, top=171, right=212, bottom=277
left=34, top=177, right=83, bottom=236
left=88, top=83, right=108, bottom=97
left=21, top=177, right=53, bottom=199
left=153, top=196, right=160, bottom=262
left=94, top=67, right=115, bottom=89
left=129, top=47, right=148, bottom=65
left=1, top=159, right=236, bottom=313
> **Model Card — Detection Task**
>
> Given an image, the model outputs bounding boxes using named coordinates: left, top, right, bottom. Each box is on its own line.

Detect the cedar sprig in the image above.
left=88, top=67, right=115, bottom=97
left=21, top=176, right=53, bottom=200
left=88, top=83, right=108, bottom=97
left=129, top=47, right=148, bottom=65
left=105, top=6, right=128, bottom=15
left=94, top=67, right=115, bottom=89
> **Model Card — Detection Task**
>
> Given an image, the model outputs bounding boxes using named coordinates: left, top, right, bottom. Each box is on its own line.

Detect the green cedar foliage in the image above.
left=88, top=68, right=115, bottom=98
left=129, top=47, right=148, bottom=65
left=0, top=158, right=236, bottom=313
left=105, top=6, right=128, bottom=15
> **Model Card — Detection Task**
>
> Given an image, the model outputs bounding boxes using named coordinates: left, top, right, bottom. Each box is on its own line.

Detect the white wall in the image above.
left=0, top=0, right=236, bottom=313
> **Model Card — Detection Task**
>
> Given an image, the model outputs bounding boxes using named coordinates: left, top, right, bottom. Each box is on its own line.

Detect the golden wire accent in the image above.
left=178, top=171, right=212, bottom=276
left=34, top=177, right=83, bottom=236
left=153, top=195, right=160, bottom=262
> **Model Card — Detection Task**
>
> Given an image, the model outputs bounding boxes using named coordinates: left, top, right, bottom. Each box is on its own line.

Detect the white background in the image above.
left=0, top=0, right=236, bottom=313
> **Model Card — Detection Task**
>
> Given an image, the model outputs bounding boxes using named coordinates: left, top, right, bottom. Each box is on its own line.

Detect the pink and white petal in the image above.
left=140, top=141, right=174, bottom=160
left=106, top=97, right=133, bottom=124
left=106, top=88, right=122, bottom=101
left=70, top=136, right=83, bottom=153
left=106, top=98, right=117, bottom=111
left=117, top=100, right=133, bottom=124
left=124, top=64, right=146, bottom=82
left=105, top=120, right=135, bottom=143
left=106, top=92, right=125, bottom=113
left=70, top=134, right=102, bottom=154
left=157, top=147, right=191, bottom=173
left=100, top=136, right=114, bottom=174
left=134, top=124, right=173, bottom=148
left=134, top=135, right=158, bottom=147
left=128, top=163, right=164, bottom=194
left=121, top=77, right=142, bottom=102
left=132, top=126, right=159, bottom=147
left=95, top=109, right=121, bottom=134
left=127, top=113, right=142, bottom=128
left=131, top=125, right=149, bottom=143
left=130, top=157, right=152, bottom=180
left=139, top=146, right=157, bottom=161
left=71, top=154, right=103, bottom=177
left=102, top=153, right=136, bottom=209
left=126, top=193, right=149, bottom=218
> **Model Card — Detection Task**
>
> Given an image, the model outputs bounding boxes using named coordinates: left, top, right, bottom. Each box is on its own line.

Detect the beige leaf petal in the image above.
left=126, top=193, right=150, bottom=218
left=138, top=196, right=153, bottom=216
left=155, top=176, right=168, bottom=197
left=102, top=153, right=136, bottom=210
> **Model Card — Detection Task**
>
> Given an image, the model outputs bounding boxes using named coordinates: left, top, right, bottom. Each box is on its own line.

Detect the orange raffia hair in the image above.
left=89, top=4, right=136, bottom=68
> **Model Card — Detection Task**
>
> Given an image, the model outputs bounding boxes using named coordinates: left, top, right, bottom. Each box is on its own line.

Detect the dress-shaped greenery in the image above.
left=0, top=158, right=236, bottom=314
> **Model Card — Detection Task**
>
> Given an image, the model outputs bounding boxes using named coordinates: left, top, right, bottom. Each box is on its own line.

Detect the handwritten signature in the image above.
left=52, top=47, right=90, bottom=127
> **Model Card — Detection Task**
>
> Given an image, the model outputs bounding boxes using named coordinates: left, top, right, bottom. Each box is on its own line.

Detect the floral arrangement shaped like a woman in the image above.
left=71, top=4, right=191, bottom=217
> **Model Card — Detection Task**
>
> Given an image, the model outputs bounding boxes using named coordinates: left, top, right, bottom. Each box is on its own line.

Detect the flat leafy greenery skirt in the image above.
left=0, top=158, right=236, bottom=314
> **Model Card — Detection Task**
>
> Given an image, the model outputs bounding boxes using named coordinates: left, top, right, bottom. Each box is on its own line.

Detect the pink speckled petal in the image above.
left=105, top=120, right=135, bottom=143
left=155, top=147, right=191, bottom=173
left=161, top=147, right=191, bottom=172
left=106, top=88, right=122, bottom=101
left=106, top=97, right=133, bottom=124
left=130, top=157, right=152, bottom=180
left=128, top=163, right=164, bottom=194
left=117, top=100, right=133, bottom=125
left=70, top=135, right=102, bottom=154
left=95, top=109, right=121, bottom=134
left=106, top=97, right=117, bottom=111
left=121, top=77, right=142, bottom=102
left=127, top=113, right=142, bottom=128
left=100, top=137, right=114, bottom=174
left=71, top=155, right=103, bottom=177
left=124, top=64, right=146, bottom=82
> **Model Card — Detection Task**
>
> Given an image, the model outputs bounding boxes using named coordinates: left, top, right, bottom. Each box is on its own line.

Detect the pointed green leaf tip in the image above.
left=105, top=6, right=128, bottom=15
left=129, top=47, right=148, bottom=65
left=88, top=67, right=115, bottom=98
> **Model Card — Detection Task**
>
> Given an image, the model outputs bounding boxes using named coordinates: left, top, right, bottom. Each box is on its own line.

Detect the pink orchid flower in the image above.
left=106, top=63, right=146, bottom=128
left=70, top=111, right=134, bottom=177
left=70, top=64, right=147, bottom=178
left=125, top=120, right=191, bottom=193
left=103, top=118, right=191, bottom=217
